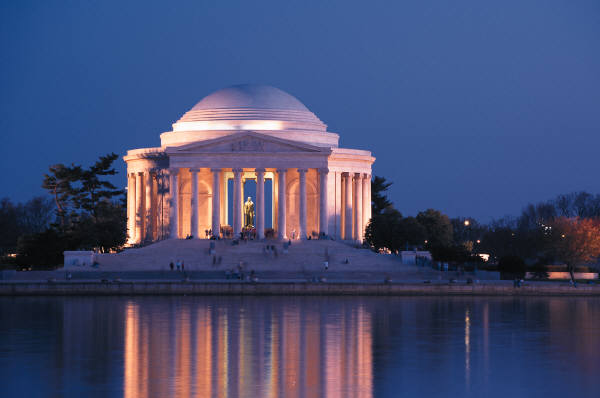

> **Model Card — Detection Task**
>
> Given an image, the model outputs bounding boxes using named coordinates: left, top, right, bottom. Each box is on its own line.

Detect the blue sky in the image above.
left=1, top=0, right=599, bottom=221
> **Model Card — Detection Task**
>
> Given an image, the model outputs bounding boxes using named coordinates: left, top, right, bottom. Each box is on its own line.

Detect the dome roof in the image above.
left=191, top=84, right=310, bottom=112
left=174, top=84, right=326, bottom=131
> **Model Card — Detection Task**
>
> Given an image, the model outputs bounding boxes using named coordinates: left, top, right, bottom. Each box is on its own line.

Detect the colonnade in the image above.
left=127, top=170, right=159, bottom=244
left=127, top=167, right=371, bottom=244
left=342, top=172, right=371, bottom=243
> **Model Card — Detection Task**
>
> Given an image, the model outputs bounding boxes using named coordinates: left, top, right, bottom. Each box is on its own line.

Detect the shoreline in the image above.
left=1, top=280, right=599, bottom=296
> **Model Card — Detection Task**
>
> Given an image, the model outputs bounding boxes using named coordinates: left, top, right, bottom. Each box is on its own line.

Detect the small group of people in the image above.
left=263, top=244, right=279, bottom=257
left=224, top=261, right=256, bottom=281
left=169, top=259, right=185, bottom=271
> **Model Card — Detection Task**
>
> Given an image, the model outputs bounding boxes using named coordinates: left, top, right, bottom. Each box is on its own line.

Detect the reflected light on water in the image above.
left=123, top=299, right=373, bottom=398
left=465, top=308, right=471, bottom=390
left=4, top=297, right=600, bottom=397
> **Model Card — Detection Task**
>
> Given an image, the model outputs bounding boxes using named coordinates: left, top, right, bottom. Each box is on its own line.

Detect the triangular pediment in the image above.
left=168, top=132, right=328, bottom=154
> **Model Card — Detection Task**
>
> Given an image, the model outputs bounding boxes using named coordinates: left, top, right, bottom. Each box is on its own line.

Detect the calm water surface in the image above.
left=0, top=296, right=599, bottom=398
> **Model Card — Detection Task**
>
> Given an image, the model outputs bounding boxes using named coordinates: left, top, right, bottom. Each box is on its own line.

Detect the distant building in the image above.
left=124, top=85, right=374, bottom=243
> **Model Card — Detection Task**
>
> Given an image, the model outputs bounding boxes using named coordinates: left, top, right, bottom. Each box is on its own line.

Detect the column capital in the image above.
left=255, top=168, right=266, bottom=174
left=210, top=168, right=221, bottom=173
left=189, top=168, right=200, bottom=173
left=276, top=168, right=288, bottom=173
left=318, top=168, right=330, bottom=175
left=232, top=168, right=244, bottom=173
left=137, top=171, right=145, bottom=176
left=341, top=171, right=350, bottom=177
left=168, top=168, right=179, bottom=175
left=297, top=168, right=308, bottom=174
left=354, top=172, right=363, bottom=178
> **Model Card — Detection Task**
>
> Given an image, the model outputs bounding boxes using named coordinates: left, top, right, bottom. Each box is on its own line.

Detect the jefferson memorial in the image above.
left=124, top=84, right=374, bottom=244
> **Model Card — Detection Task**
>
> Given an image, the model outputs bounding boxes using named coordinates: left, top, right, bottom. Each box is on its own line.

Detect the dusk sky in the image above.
left=1, top=0, right=599, bottom=222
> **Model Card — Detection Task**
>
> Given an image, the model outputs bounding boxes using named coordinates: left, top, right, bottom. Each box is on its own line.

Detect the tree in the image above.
left=429, top=244, right=476, bottom=263
left=16, top=153, right=128, bottom=267
left=75, top=153, right=123, bottom=219
left=547, top=217, right=600, bottom=272
left=0, top=197, right=54, bottom=256
left=20, top=196, right=54, bottom=234
left=364, top=207, right=403, bottom=253
left=16, top=229, right=67, bottom=269
left=498, top=255, right=526, bottom=278
left=77, top=201, right=127, bottom=253
left=480, top=226, right=517, bottom=260
left=371, top=176, right=393, bottom=216
left=416, top=209, right=453, bottom=248
left=0, top=198, right=20, bottom=255
left=43, top=153, right=123, bottom=224
left=396, top=217, right=427, bottom=250
left=42, top=163, right=82, bottom=228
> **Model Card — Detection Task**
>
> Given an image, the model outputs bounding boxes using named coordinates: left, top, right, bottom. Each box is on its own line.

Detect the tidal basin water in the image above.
left=1, top=296, right=599, bottom=398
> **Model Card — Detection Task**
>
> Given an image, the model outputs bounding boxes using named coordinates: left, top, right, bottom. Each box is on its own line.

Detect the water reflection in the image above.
left=123, top=298, right=372, bottom=398
left=1, top=296, right=600, bottom=398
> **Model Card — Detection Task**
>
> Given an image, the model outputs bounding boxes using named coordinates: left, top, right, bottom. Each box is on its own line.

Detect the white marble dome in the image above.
left=191, top=84, right=311, bottom=112
left=163, top=84, right=338, bottom=148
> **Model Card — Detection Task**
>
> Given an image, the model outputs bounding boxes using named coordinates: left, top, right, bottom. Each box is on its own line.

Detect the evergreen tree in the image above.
left=371, top=176, right=393, bottom=216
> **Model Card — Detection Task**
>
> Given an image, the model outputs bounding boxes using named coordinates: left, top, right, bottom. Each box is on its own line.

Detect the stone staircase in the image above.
left=94, top=239, right=440, bottom=279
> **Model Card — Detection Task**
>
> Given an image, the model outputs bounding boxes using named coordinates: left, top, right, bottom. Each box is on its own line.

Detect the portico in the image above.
left=124, top=85, right=374, bottom=243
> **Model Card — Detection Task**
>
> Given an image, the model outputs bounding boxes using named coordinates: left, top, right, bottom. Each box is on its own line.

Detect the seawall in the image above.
left=1, top=281, right=599, bottom=296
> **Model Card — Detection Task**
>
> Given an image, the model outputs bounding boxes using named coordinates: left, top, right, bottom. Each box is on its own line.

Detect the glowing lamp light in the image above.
left=464, top=220, right=470, bottom=226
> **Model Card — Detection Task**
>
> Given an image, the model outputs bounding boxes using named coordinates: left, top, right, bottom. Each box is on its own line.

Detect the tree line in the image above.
left=0, top=153, right=126, bottom=269
left=365, top=177, right=600, bottom=271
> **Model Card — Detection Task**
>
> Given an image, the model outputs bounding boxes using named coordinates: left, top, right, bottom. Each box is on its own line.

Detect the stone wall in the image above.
left=2, top=281, right=600, bottom=296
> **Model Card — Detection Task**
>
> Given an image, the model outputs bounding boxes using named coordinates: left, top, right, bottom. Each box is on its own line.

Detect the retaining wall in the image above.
left=1, top=281, right=599, bottom=296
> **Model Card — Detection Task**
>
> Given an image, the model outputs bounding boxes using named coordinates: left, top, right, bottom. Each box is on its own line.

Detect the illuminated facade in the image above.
left=124, top=84, right=374, bottom=243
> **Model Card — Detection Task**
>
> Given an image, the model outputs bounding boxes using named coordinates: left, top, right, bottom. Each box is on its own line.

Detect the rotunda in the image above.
left=124, top=84, right=374, bottom=243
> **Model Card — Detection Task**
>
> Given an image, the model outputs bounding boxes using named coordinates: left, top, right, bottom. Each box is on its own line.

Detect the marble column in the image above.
left=368, top=175, right=372, bottom=221
left=363, top=174, right=370, bottom=229
left=233, top=168, right=243, bottom=237
left=127, top=172, right=135, bottom=243
left=277, top=168, right=287, bottom=240
left=144, top=171, right=154, bottom=242
left=298, top=168, right=308, bottom=240
left=354, top=173, right=363, bottom=242
left=344, top=172, right=353, bottom=240
left=211, top=168, right=221, bottom=238
left=150, top=172, right=157, bottom=240
left=319, top=168, right=329, bottom=237
left=190, top=168, right=199, bottom=239
left=135, top=172, right=144, bottom=243
left=169, top=168, right=179, bottom=239
left=256, top=168, right=265, bottom=240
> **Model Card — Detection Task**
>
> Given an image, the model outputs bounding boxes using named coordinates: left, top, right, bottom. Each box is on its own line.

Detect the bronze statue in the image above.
left=243, top=197, right=255, bottom=228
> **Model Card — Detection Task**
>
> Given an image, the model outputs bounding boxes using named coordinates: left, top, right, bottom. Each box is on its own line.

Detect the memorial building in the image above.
left=124, top=84, right=374, bottom=243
